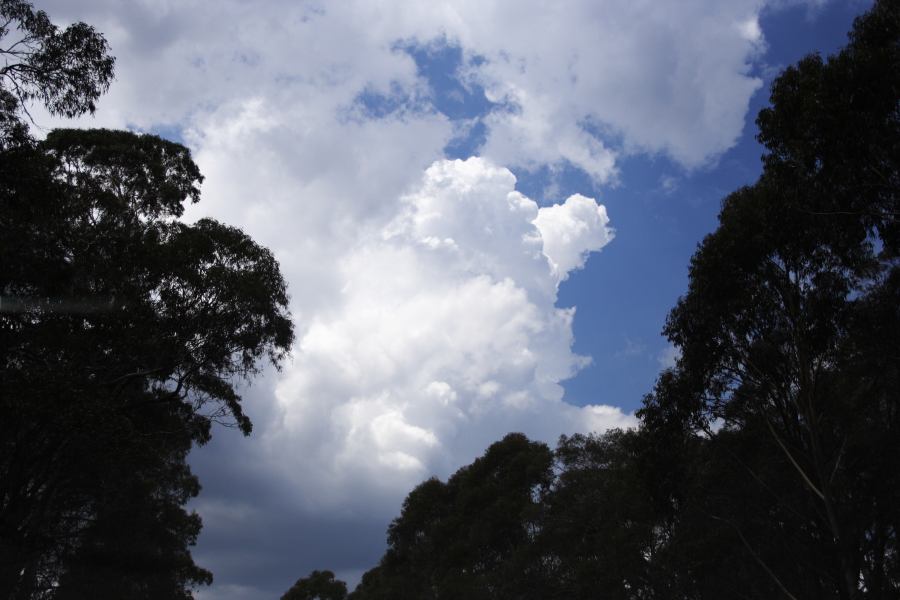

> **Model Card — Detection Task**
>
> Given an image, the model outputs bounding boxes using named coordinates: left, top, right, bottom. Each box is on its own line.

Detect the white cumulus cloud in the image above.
left=534, top=194, right=614, bottom=282
left=266, top=157, right=631, bottom=513
left=40, top=0, right=772, bottom=182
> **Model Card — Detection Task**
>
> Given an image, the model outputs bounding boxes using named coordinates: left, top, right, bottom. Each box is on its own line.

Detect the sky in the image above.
left=32, top=0, right=870, bottom=596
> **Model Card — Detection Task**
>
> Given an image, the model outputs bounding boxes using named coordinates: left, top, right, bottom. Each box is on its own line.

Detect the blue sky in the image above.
left=386, top=0, right=870, bottom=416
left=554, top=0, right=869, bottom=413
left=36, top=0, right=870, bottom=596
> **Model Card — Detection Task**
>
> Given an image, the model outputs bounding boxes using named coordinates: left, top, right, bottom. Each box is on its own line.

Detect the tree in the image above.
left=539, top=431, right=666, bottom=600
left=0, top=3, right=294, bottom=596
left=639, top=1, right=900, bottom=597
left=344, top=430, right=680, bottom=600
left=282, top=570, right=348, bottom=600
left=0, top=0, right=113, bottom=148
left=349, top=434, right=554, bottom=600
left=1, top=126, right=294, bottom=597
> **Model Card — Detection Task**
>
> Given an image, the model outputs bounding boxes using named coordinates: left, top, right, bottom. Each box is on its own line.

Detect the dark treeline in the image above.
left=287, top=2, right=900, bottom=599
left=1, top=0, right=293, bottom=598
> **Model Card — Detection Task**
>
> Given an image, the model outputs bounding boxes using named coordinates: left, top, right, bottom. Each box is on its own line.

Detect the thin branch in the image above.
left=764, top=415, right=825, bottom=501
left=709, top=514, right=800, bottom=600
left=103, top=367, right=164, bottom=385
left=700, top=422, right=811, bottom=524
left=829, top=436, right=847, bottom=486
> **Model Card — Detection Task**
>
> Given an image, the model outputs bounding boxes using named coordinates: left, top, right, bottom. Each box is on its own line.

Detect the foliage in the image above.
left=540, top=431, right=665, bottom=599
left=0, top=125, right=294, bottom=597
left=638, top=1, right=900, bottom=598
left=350, top=434, right=554, bottom=600
left=0, top=4, right=293, bottom=596
left=0, top=0, right=114, bottom=122
left=282, top=570, right=348, bottom=600
left=346, top=431, right=671, bottom=600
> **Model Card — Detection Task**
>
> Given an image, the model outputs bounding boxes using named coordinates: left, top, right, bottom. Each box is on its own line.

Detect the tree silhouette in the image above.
left=640, top=1, right=900, bottom=597
left=0, top=0, right=113, bottom=142
left=0, top=4, right=293, bottom=597
left=282, top=570, right=348, bottom=600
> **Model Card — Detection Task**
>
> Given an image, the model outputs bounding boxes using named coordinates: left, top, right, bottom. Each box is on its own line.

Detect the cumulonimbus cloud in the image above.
left=265, top=157, right=631, bottom=513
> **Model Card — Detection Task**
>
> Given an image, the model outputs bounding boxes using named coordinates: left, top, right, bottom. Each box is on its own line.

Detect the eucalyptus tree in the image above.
left=1, top=2, right=294, bottom=597
left=640, top=2, right=900, bottom=597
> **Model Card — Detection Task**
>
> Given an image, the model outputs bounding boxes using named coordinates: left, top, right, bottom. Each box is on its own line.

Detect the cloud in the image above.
left=39, top=0, right=770, bottom=181
left=534, top=194, right=614, bottom=282
left=658, top=344, right=682, bottom=369
left=617, top=337, right=647, bottom=359
left=660, top=175, right=680, bottom=194
left=175, top=95, right=453, bottom=326
left=266, top=157, right=631, bottom=514
left=184, top=157, right=630, bottom=597
left=448, top=0, right=768, bottom=178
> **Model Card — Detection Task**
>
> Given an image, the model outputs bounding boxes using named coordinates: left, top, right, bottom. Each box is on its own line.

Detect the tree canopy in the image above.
left=639, top=2, right=899, bottom=597
left=1, top=2, right=293, bottom=597
left=350, top=433, right=554, bottom=600
left=0, top=0, right=113, bottom=144
left=282, top=570, right=349, bottom=600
